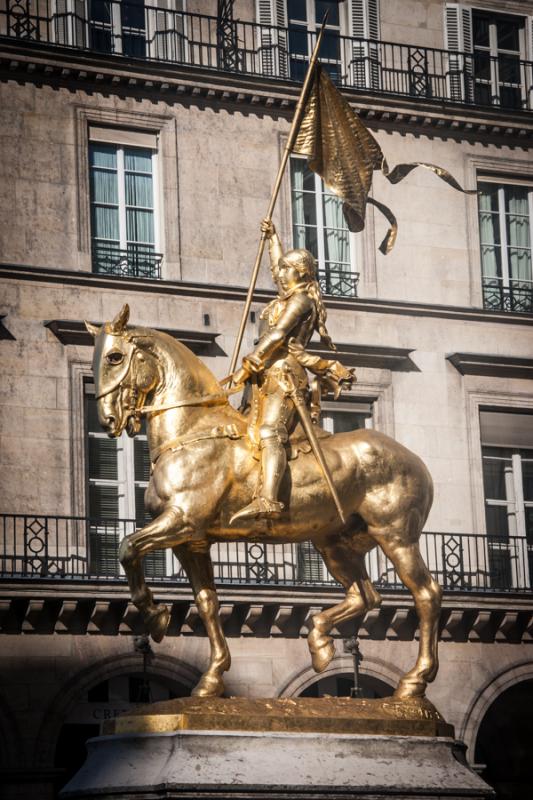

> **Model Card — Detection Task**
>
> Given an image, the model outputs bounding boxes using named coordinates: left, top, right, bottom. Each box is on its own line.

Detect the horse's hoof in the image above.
left=191, top=673, right=225, bottom=698
left=393, top=678, right=426, bottom=699
left=146, top=604, right=170, bottom=644
left=308, top=630, right=336, bottom=673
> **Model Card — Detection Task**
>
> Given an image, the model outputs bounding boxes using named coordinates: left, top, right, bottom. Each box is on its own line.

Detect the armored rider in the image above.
left=230, top=219, right=351, bottom=524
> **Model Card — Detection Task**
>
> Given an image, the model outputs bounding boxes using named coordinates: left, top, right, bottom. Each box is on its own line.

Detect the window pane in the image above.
left=124, top=148, right=153, bottom=173
left=498, top=54, right=520, bottom=84
left=478, top=184, right=499, bottom=213
left=90, top=144, right=117, bottom=170
left=292, top=190, right=317, bottom=227
left=89, top=437, right=118, bottom=481
left=91, top=168, right=118, bottom=205
left=293, top=224, right=318, bottom=257
left=322, top=193, right=345, bottom=229
left=316, top=1, right=339, bottom=26
left=505, top=185, right=529, bottom=217
left=497, top=19, right=521, bottom=51
left=134, top=439, right=150, bottom=483
left=508, top=248, right=532, bottom=282
left=482, top=455, right=510, bottom=500
left=330, top=411, right=369, bottom=433
left=89, top=484, right=119, bottom=519
left=288, top=0, right=306, bottom=22
left=320, top=30, right=340, bottom=61
left=485, top=504, right=510, bottom=540
left=87, top=397, right=100, bottom=432
left=126, top=209, right=154, bottom=244
left=474, top=50, right=491, bottom=81
left=473, top=15, right=490, bottom=48
left=522, top=458, right=533, bottom=502
left=324, top=229, right=350, bottom=264
left=92, top=205, right=120, bottom=241
left=121, top=0, right=145, bottom=30
left=125, top=173, right=153, bottom=208
left=289, top=25, right=309, bottom=57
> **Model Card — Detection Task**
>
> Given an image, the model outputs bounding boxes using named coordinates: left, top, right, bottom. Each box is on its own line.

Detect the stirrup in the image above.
left=230, top=496, right=284, bottom=525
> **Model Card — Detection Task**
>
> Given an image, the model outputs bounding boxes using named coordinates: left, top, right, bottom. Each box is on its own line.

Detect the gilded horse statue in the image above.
left=87, top=305, right=441, bottom=701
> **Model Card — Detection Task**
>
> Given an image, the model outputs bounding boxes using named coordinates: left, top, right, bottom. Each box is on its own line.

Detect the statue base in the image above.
left=61, top=698, right=494, bottom=799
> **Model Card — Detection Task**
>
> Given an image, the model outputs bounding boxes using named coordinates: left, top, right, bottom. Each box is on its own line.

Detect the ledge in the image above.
left=1, top=38, right=533, bottom=145
left=309, top=343, right=419, bottom=371
left=3, top=263, right=533, bottom=327
left=0, top=581, right=531, bottom=644
left=447, top=352, right=533, bottom=380
left=45, top=319, right=225, bottom=355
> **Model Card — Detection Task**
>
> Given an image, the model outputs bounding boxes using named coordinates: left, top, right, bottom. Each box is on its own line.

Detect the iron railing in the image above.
left=319, top=269, right=359, bottom=298
left=482, top=277, right=533, bottom=314
left=1, top=514, right=532, bottom=593
left=2, top=2, right=533, bottom=112
left=92, top=241, right=163, bottom=279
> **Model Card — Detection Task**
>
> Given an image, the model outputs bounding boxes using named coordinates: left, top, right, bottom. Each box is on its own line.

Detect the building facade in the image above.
left=0, top=0, right=532, bottom=797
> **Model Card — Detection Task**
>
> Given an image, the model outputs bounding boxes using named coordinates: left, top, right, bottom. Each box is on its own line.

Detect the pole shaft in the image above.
left=228, top=17, right=328, bottom=377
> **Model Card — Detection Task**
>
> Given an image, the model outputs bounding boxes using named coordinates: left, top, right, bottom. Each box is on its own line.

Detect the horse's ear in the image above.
left=110, top=304, right=130, bottom=333
left=84, top=320, right=101, bottom=338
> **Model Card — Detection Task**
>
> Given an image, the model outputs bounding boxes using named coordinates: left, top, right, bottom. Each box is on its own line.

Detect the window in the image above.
left=291, top=157, right=358, bottom=297
left=478, top=180, right=533, bottom=313
left=481, top=410, right=533, bottom=589
left=287, top=0, right=342, bottom=82
left=86, top=390, right=165, bottom=577
left=89, top=138, right=162, bottom=278
left=89, top=0, right=147, bottom=57
left=472, top=11, right=525, bottom=110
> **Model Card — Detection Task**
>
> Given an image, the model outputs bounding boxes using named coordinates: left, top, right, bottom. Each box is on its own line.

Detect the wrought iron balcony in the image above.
left=92, top=241, right=163, bottom=279
left=1, top=514, right=532, bottom=593
left=2, top=2, right=533, bottom=113
left=482, top=277, right=533, bottom=314
left=318, top=269, right=359, bottom=298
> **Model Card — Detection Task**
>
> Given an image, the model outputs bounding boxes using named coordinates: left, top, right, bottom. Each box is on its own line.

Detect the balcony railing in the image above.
left=482, top=277, right=533, bottom=314
left=2, top=2, right=533, bottom=113
left=318, top=269, right=359, bottom=298
left=1, top=514, right=532, bottom=593
left=92, top=241, right=163, bottom=279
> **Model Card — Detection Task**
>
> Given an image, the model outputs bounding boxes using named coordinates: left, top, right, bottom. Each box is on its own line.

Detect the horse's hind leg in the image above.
left=174, top=544, right=231, bottom=698
left=308, top=535, right=382, bottom=673
left=370, top=528, right=442, bottom=699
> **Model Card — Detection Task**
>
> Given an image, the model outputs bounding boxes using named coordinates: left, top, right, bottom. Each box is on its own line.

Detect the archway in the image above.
left=474, top=679, right=533, bottom=799
left=298, top=671, right=393, bottom=698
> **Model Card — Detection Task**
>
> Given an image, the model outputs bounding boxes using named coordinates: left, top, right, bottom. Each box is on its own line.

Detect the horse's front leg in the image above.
left=118, top=506, right=191, bottom=643
left=174, top=544, right=231, bottom=698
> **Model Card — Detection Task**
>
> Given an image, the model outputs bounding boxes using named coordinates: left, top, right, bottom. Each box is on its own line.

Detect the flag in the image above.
left=292, top=65, right=476, bottom=254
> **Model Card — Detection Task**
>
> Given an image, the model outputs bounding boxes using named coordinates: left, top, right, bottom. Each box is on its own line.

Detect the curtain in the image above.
left=506, top=186, right=532, bottom=282
left=478, top=183, right=500, bottom=279
left=90, top=144, right=120, bottom=244
left=291, top=159, right=318, bottom=256
left=323, top=189, right=350, bottom=270
left=125, top=147, right=155, bottom=246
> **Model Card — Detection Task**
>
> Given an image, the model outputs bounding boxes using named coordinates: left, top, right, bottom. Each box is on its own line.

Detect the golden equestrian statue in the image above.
left=87, top=301, right=439, bottom=701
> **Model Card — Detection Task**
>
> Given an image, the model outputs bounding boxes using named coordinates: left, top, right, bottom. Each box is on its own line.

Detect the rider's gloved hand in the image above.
left=261, top=218, right=276, bottom=239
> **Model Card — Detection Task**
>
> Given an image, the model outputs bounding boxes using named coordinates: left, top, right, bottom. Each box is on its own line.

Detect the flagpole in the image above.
left=227, top=13, right=329, bottom=379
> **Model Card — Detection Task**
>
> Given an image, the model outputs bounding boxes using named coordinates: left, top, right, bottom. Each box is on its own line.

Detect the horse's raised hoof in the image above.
left=146, top=604, right=170, bottom=644
left=308, top=630, right=336, bottom=673
left=393, top=677, right=426, bottom=700
left=191, top=672, right=225, bottom=698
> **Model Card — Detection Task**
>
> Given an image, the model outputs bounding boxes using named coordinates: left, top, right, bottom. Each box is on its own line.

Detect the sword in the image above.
left=283, top=368, right=347, bottom=525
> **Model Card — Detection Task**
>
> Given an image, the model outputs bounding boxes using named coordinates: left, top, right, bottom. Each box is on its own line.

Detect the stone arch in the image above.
left=460, top=659, right=533, bottom=755
left=0, top=690, right=23, bottom=768
left=276, top=653, right=401, bottom=698
left=33, top=651, right=201, bottom=769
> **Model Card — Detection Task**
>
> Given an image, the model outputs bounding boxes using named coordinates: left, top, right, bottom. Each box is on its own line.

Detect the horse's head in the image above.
left=85, top=304, right=159, bottom=438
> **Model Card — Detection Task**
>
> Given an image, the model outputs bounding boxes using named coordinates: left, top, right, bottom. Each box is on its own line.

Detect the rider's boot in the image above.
left=230, top=438, right=285, bottom=523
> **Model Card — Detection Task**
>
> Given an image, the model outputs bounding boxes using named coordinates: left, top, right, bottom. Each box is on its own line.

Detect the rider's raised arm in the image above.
left=261, top=219, right=283, bottom=282
left=242, top=293, right=313, bottom=374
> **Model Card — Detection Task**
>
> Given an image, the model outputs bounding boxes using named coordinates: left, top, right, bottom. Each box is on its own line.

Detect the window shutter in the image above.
left=256, top=0, right=288, bottom=78
left=53, top=0, right=86, bottom=47
left=350, top=0, right=381, bottom=90
left=297, top=541, right=323, bottom=583
left=147, top=0, right=187, bottom=63
left=445, top=3, right=473, bottom=102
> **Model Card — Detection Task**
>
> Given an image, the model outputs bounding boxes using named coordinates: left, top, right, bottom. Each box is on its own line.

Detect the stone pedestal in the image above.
left=61, top=730, right=493, bottom=799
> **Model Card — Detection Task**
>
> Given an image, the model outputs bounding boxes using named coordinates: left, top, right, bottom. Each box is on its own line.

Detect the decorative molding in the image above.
left=448, top=352, right=533, bottom=380
left=310, top=343, right=419, bottom=372
left=46, top=320, right=225, bottom=355
left=2, top=40, right=533, bottom=145
left=0, top=315, right=15, bottom=340
left=3, top=263, right=533, bottom=326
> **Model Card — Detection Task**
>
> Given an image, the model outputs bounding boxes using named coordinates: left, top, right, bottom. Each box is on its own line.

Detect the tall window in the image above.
left=89, top=141, right=161, bottom=279
left=86, top=390, right=165, bottom=577
left=89, top=0, right=147, bottom=57
left=481, top=410, right=533, bottom=589
left=472, top=11, right=525, bottom=109
left=287, top=0, right=342, bottom=81
left=291, top=157, right=358, bottom=297
left=478, top=181, right=533, bottom=313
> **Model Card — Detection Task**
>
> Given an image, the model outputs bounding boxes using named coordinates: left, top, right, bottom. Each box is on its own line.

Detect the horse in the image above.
left=86, top=304, right=441, bottom=701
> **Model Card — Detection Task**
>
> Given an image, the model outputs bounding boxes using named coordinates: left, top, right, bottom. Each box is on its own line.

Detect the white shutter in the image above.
left=53, top=0, right=86, bottom=47
left=445, top=3, right=473, bottom=102
left=350, top=0, right=381, bottom=89
left=526, top=16, right=533, bottom=110
left=256, top=0, right=288, bottom=78
left=147, top=0, right=187, bottom=63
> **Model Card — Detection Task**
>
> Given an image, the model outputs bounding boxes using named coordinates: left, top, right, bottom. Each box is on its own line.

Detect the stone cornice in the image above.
left=1, top=581, right=531, bottom=643
left=447, top=352, right=533, bottom=380
left=2, top=262, right=532, bottom=327
left=1, top=39, right=533, bottom=145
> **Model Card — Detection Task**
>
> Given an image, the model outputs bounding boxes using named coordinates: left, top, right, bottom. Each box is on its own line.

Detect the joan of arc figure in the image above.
left=230, top=220, right=354, bottom=524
